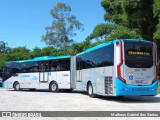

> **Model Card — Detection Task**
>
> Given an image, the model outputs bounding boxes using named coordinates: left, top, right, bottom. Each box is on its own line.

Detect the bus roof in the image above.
left=12, top=55, right=70, bottom=63
left=122, top=39, right=152, bottom=43
left=76, top=39, right=152, bottom=56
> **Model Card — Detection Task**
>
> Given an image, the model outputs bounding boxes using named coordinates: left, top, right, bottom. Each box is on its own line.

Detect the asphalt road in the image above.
left=0, top=88, right=160, bottom=120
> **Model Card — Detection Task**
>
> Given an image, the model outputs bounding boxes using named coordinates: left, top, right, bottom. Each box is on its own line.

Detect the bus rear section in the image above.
left=116, top=40, right=158, bottom=96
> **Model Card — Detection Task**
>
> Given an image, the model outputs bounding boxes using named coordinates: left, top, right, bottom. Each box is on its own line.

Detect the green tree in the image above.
left=0, top=54, right=10, bottom=67
left=10, top=46, right=31, bottom=60
left=11, top=46, right=30, bottom=53
left=41, top=46, right=57, bottom=56
left=153, top=0, right=160, bottom=40
left=86, top=0, right=160, bottom=44
left=42, top=2, right=84, bottom=50
left=0, top=41, right=11, bottom=53
left=30, top=47, right=42, bottom=58
left=101, top=0, right=124, bottom=25
left=122, top=0, right=158, bottom=41
left=85, top=24, right=117, bottom=42
left=69, top=41, right=88, bottom=54
left=0, top=41, right=11, bottom=67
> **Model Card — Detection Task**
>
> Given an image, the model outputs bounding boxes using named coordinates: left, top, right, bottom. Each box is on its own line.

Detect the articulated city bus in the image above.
left=2, top=39, right=158, bottom=97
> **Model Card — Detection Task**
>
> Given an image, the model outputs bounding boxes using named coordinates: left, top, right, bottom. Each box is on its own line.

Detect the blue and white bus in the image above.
left=2, top=56, right=73, bottom=92
left=2, top=39, right=158, bottom=97
left=75, top=39, right=158, bottom=97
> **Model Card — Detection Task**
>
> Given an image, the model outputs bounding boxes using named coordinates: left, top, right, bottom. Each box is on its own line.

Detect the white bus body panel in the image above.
left=4, top=71, right=70, bottom=90
left=123, top=65, right=155, bottom=85
left=76, top=66, right=114, bottom=96
left=56, top=71, right=70, bottom=89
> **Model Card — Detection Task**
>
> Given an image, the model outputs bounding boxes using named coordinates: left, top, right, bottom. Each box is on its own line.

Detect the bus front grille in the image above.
left=105, top=76, right=113, bottom=95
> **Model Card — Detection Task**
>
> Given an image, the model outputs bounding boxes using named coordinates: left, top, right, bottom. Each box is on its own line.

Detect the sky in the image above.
left=0, top=0, right=105, bottom=50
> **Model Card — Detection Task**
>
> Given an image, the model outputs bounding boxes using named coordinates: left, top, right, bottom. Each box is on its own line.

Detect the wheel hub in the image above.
left=88, top=85, right=92, bottom=95
left=52, top=84, right=57, bottom=91
left=16, top=84, right=20, bottom=90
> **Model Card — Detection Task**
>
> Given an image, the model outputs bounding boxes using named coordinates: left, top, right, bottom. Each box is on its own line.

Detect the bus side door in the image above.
left=39, top=61, right=49, bottom=82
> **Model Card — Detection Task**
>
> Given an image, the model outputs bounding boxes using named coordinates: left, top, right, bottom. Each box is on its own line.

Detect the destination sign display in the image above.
left=127, top=51, right=151, bottom=55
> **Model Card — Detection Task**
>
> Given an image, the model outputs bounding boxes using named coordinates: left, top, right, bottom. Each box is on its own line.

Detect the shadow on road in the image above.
left=7, top=89, right=160, bottom=103
left=97, top=95, right=160, bottom=103
left=7, top=89, right=88, bottom=94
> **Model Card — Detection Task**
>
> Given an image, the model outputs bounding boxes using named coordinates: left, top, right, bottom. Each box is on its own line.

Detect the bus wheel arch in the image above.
left=13, top=81, right=20, bottom=91
left=87, top=81, right=96, bottom=98
left=49, top=81, right=59, bottom=92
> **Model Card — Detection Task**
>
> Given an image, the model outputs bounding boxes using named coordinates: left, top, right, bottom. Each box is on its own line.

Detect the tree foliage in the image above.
left=41, top=2, right=84, bottom=50
left=0, top=41, right=84, bottom=68
left=101, top=0, right=124, bottom=25
left=122, top=0, right=157, bottom=41
left=0, top=41, right=11, bottom=53
left=153, top=0, right=160, bottom=40
left=86, top=0, right=160, bottom=45
left=85, top=24, right=117, bottom=42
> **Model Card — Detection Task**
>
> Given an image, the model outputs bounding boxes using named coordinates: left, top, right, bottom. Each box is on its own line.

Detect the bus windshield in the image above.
left=124, top=41, right=153, bottom=68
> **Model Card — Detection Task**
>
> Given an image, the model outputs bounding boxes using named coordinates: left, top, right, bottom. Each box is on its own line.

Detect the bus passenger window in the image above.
left=49, top=60, right=59, bottom=71
left=56, top=64, right=61, bottom=71
left=51, top=67, right=55, bottom=71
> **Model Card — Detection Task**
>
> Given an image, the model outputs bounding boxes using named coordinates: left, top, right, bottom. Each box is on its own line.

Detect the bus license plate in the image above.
left=132, top=88, right=148, bottom=91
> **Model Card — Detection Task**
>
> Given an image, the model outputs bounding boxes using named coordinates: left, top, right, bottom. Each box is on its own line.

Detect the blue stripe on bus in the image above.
left=116, top=77, right=158, bottom=96
left=76, top=39, right=153, bottom=56
left=16, top=55, right=70, bottom=63
left=84, top=41, right=113, bottom=53
left=122, top=39, right=152, bottom=43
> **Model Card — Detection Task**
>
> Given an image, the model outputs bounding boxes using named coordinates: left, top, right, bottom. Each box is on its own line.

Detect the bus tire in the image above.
left=87, top=82, right=96, bottom=98
left=13, top=82, right=20, bottom=91
left=49, top=82, right=59, bottom=92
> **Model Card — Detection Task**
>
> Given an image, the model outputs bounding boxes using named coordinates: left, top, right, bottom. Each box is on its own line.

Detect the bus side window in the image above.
left=76, top=57, right=82, bottom=70
left=19, top=63, right=28, bottom=73
left=39, top=61, right=49, bottom=72
left=4, top=67, right=11, bottom=75
left=29, top=62, right=39, bottom=72
left=51, top=67, right=55, bottom=71
left=30, top=67, right=38, bottom=72
left=49, top=60, right=58, bottom=71
left=61, top=58, right=70, bottom=71
left=12, top=68, right=19, bottom=76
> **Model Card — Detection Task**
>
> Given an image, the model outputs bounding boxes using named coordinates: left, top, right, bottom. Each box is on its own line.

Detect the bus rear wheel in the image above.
left=49, top=82, right=59, bottom=92
left=13, top=82, right=20, bottom=91
left=87, top=83, right=96, bottom=98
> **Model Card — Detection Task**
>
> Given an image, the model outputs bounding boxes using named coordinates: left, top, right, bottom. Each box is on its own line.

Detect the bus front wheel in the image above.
left=87, top=83, right=96, bottom=98
left=49, top=82, right=59, bottom=92
left=13, top=82, right=20, bottom=91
